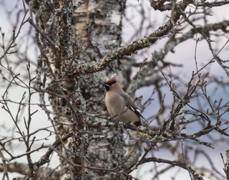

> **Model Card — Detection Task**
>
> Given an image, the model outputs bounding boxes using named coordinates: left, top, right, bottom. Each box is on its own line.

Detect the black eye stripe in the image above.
left=106, top=81, right=116, bottom=86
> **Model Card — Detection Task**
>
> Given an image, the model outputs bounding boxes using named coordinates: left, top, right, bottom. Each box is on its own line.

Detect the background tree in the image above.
left=0, top=0, right=229, bottom=179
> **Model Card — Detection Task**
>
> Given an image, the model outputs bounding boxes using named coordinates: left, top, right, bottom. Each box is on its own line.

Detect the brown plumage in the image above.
left=104, top=76, right=146, bottom=126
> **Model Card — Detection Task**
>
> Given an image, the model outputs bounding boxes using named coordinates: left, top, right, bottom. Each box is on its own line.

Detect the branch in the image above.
left=0, top=162, right=60, bottom=180
left=138, top=156, right=204, bottom=180
left=70, top=0, right=192, bottom=75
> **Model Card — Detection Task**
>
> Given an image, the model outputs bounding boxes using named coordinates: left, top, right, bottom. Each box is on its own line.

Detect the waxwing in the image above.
left=104, top=76, right=146, bottom=126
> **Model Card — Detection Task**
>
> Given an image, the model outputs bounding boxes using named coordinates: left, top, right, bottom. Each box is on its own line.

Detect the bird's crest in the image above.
left=106, top=76, right=119, bottom=84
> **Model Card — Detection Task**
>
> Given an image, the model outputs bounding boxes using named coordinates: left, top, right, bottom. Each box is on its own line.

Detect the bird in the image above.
left=104, top=76, right=147, bottom=128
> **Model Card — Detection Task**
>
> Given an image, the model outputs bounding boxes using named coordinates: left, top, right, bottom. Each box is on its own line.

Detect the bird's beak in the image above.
left=103, top=83, right=110, bottom=92
left=103, top=83, right=109, bottom=87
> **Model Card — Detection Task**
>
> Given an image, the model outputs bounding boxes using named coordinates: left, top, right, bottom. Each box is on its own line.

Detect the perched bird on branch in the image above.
left=104, top=76, right=147, bottom=134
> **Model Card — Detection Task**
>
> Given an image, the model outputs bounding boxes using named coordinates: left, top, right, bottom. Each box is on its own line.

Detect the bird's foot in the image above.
left=126, top=122, right=131, bottom=127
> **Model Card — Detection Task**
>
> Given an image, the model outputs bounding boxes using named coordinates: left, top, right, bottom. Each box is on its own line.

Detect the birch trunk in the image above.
left=26, top=0, right=129, bottom=179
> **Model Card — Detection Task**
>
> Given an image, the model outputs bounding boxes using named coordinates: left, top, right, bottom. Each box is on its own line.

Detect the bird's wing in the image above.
left=120, top=93, right=146, bottom=120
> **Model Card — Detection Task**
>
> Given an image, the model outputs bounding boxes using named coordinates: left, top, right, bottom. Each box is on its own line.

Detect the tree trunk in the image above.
left=26, top=0, right=134, bottom=179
